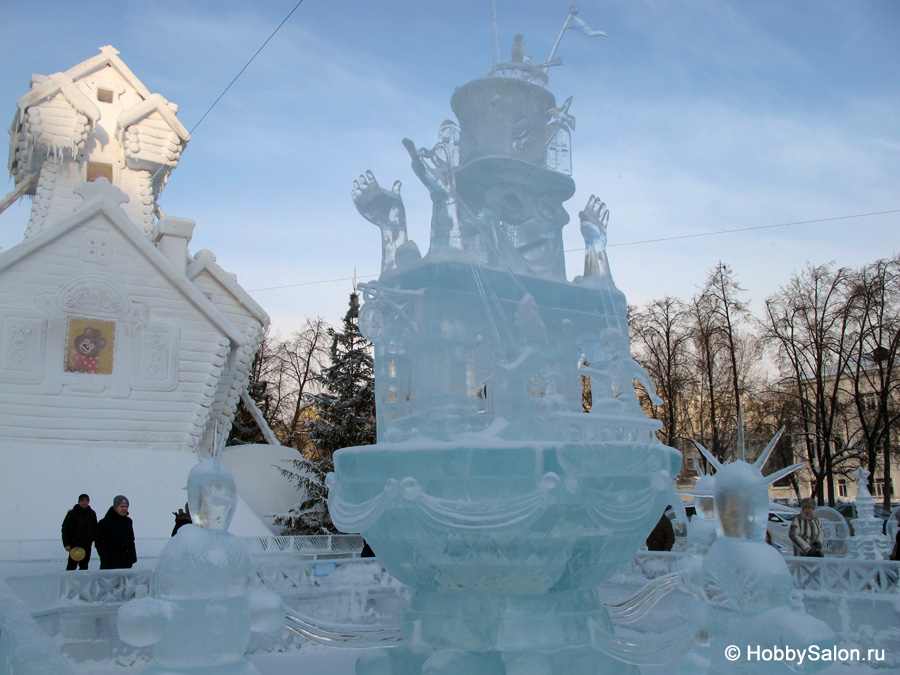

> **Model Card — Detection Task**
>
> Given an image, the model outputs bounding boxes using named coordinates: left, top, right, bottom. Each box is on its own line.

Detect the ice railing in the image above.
left=0, top=534, right=364, bottom=563
left=621, top=551, right=900, bottom=594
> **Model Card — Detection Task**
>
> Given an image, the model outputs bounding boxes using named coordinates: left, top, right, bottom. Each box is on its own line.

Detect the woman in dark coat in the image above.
left=94, top=495, right=137, bottom=570
left=61, top=493, right=97, bottom=570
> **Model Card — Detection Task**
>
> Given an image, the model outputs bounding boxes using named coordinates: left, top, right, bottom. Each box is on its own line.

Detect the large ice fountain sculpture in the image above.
left=117, top=452, right=284, bottom=674
left=329, top=12, right=681, bottom=674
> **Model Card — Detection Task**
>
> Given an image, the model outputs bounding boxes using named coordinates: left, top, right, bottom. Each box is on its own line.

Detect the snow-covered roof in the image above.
left=187, top=249, right=270, bottom=327
left=0, top=180, right=247, bottom=347
left=15, top=72, right=100, bottom=122
left=116, top=93, right=189, bottom=145
left=63, top=45, right=152, bottom=100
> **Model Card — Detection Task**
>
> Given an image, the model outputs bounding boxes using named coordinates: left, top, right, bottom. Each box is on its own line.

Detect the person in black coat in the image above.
left=94, top=495, right=137, bottom=570
left=61, top=493, right=97, bottom=570
left=171, top=502, right=191, bottom=537
left=646, top=509, right=676, bottom=551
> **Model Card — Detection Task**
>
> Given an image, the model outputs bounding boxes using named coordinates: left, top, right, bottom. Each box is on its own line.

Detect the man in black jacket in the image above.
left=646, top=509, right=676, bottom=552
left=61, top=493, right=97, bottom=570
left=94, top=495, right=137, bottom=570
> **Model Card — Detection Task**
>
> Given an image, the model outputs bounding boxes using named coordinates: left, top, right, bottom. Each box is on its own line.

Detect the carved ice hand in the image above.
left=352, top=170, right=406, bottom=231
left=579, top=195, right=609, bottom=246
left=352, top=170, right=408, bottom=271
left=579, top=195, right=609, bottom=277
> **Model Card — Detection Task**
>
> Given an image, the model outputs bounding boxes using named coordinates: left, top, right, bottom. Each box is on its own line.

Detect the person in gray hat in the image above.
left=789, top=497, right=824, bottom=557
left=94, top=495, right=137, bottom=569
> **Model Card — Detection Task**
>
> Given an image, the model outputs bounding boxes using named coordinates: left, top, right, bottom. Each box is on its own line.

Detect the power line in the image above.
left=248, top=209, right=897, bottom=293
left=599, top=209, right=900, bottom=250
left=188, top=0, right=305, bottom=135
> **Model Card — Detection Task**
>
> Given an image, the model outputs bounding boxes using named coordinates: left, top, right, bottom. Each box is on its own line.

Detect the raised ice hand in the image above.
left=353, top=170, right=406, bottom=230
left=579, top=195, right=609, bottom=246
left=352, top=170, right=408, bottom=272
left=579, top=195, right=610, bottom=279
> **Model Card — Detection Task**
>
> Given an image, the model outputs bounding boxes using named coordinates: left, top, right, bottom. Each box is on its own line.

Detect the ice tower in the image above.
left=329, top=11, right=681, bottom=674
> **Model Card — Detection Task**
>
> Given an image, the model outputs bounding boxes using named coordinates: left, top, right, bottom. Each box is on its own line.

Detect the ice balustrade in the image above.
left=1, top=559, right=405, bottom=675
left=6, top=552, right=896, bottom=615
left=620, top=551, right=900, bottom=594
left=0, top=534, right=364, bottom=564
left=2, top=553, right=898, bottom=675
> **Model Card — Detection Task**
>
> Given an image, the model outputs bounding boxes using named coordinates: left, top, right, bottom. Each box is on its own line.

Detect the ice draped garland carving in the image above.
left=329, top=469, right=674, bottom=536
left=329, top=473, right=559, bottom=535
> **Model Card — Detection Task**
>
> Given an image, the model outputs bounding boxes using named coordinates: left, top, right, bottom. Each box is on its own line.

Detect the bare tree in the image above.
left=688, top=286, right=731, bottom=463
left=228, top=320, right=330, bottom=451
left=629, top=297, right=695, bottom=455
left=844, top=256, right=900, bottom=507
left=762, top=263, right=855, bottom=505
left=272, top=319, right=331, bottom=451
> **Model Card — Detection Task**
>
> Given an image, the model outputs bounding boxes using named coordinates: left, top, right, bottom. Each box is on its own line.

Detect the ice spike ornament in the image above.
left=331, top=16, right=681, bottom=675
left=117, top=456, right=284, bottom=675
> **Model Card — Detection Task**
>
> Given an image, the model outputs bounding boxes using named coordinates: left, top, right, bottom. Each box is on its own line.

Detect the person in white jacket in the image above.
left=789, top=497, right=825, bottom=556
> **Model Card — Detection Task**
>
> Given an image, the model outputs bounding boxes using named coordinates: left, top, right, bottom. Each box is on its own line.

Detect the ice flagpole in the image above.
left=544, top=5, right=607, bottom=73
left=491, top=0, right=501, bottom=67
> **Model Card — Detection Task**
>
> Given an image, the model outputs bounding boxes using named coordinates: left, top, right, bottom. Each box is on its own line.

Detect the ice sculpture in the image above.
left=847, top=467, right=891, bottom=559
left=117, top=456, right=284, bottom=674
left=328, top=10, right=681, bottom=674
left=594, top=429, right=835, bottom=674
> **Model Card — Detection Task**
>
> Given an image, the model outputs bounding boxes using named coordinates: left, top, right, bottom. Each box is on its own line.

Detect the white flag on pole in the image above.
left=568, top=16, right=607, bottom=38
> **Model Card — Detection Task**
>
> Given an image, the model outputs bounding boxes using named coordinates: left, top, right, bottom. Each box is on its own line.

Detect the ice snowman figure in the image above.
left=117, top=458, right=284, bottom=674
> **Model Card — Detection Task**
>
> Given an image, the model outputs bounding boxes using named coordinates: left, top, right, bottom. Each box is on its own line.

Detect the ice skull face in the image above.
left=484, top=183, right=568, bottom=276
left=187, top=460, right=237, bottom=531
left=713, top=461, right=768, bottom=541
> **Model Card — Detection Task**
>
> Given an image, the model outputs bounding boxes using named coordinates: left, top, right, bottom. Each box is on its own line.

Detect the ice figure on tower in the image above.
left=594, top=428, right=835, bottom=674
left=117, top=451, right=284, bottom=675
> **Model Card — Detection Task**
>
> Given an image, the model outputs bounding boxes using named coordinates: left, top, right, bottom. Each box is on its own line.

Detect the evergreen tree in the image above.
left=306, top=292, right=376, bottom=459
left=274, top=293, right=375, bottom=535
left=272, top=457, right=335, bottom=534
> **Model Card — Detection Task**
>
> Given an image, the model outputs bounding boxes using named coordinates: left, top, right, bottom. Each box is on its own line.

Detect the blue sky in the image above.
left=1, top=0, right=898, bottom=334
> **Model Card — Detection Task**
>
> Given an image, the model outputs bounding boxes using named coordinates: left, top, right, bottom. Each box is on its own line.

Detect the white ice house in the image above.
left=0, top=47, right=293, bottom=540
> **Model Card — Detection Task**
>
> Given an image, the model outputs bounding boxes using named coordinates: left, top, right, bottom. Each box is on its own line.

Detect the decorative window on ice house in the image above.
left=87, top=162, right=113, bottom=183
